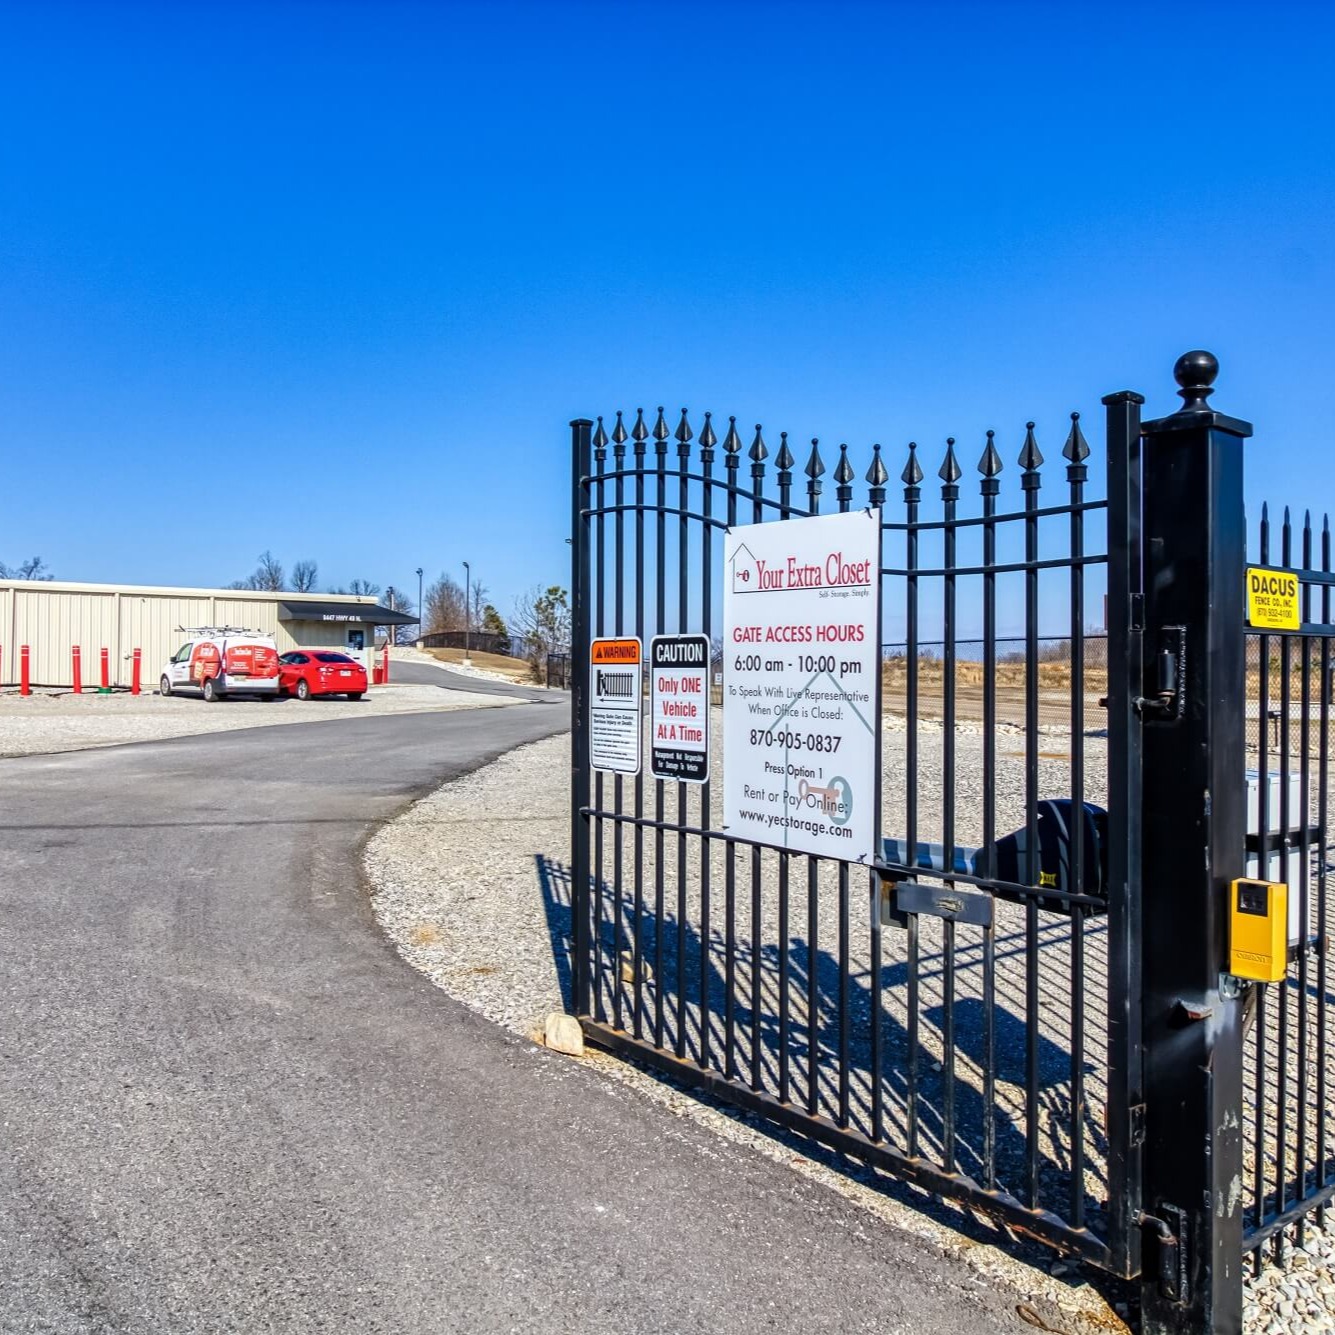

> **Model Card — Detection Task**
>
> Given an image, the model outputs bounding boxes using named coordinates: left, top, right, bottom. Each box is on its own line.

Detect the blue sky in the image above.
left=2, top=0, right=1332, bottom=625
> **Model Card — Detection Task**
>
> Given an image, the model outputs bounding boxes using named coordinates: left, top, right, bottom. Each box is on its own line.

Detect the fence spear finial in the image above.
left=723, top=415, right=742, bottom=455
left=806, top=437, right=825, bottom=479
left=675, top=408, right=693, bottom=445
left=699, top=411, right=717, bottom=451
left=631, top=407, right=648, bottom=443
left=835, top=443, right=855, bottom=484
left=749, top=424, right=767, bottom=462
left=866, top=442, right=889, bottom=488
left=978, top=428, right=1003, bottom=478
left=776, top=431, right=795, bottom=472
left=1019, top=420, right=1043, bottom=471
left=653, top=406, right=670, bottom=446
left=593, top=416, right=608, bottom=452
left=901, top=441, right=923, bottom=487
left=938, top=437, right=961, bottom=485
left=1063, top=411, right=1090, bottom=463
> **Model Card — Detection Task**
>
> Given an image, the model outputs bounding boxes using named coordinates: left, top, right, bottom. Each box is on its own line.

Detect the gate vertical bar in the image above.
left=570, top=417, right=595, bottom=1017
left=1138, top=352, right=1252, bottom=1335
left=1103, top=387, right=1145, bottom=1281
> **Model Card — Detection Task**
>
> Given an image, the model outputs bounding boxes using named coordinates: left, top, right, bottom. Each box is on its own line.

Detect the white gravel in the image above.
left=0, top=683, right=514, bottom=757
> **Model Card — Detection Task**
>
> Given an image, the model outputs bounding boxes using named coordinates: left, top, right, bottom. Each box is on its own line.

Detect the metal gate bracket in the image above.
left=1140, top=1207, right=1188, bottom=1305
left=1129, top=1102, right=1147, bottom=1148
left=1135, top=625, right=1186, bottom=720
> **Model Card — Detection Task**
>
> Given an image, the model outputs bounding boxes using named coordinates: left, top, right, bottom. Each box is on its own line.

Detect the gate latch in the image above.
left=1137, top=626, right=1186, bottom=721
left=1140, top=1206, right=1189, bottom=1305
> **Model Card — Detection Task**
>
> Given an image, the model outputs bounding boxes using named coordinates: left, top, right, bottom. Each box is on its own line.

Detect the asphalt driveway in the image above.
left=0, top=701, right=1025, bottom=1333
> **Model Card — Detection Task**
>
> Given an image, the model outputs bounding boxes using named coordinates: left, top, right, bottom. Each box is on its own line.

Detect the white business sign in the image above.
left=590, top=637, right=642, bottom=775
left=723, top=509, right=881, bottom=862
left=650, top=634, right=711, bottom=783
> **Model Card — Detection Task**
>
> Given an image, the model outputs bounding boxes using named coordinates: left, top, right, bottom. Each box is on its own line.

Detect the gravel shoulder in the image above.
left=0, top=683, right=514, bottom=757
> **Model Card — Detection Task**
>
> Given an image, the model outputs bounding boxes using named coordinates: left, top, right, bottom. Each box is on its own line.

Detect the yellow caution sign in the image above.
left=1246, top=567, right=1300, bottom=631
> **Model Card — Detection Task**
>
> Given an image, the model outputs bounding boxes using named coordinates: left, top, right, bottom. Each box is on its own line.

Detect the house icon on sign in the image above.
left=729, top=542, right=757, bottom=595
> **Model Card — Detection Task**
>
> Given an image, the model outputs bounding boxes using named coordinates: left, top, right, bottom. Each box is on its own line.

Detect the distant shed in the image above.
left=0, top=580, right=417, bottom=688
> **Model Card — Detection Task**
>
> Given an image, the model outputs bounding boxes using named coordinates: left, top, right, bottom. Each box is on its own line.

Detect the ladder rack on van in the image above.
left=173, top=626, right=268, bottom=637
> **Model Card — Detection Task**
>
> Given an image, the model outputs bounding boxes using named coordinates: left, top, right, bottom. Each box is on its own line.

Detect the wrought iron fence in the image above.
left=569, top=402, right=1139, bottom=1272
left=546, top=653, right=571, bottom=690
left=1243, top=503, right=1335, bottom=1270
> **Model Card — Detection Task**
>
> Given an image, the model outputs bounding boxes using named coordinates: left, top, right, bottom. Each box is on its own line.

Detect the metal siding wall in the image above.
left=0, top=585, right=380, bottom=687
left=1, top=587, right=12, bottom=684
left=212, top=600, right=281, bottom=638
left=14, top=589, right=118, bottom=685
left=119, top=595, right=216, bottom=687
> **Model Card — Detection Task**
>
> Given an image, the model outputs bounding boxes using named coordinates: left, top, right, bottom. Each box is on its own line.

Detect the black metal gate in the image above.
left=568, top=353, right=1286, bottom=1333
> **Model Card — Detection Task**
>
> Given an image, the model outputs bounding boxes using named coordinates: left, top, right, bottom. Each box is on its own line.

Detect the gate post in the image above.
left=1138, top=352, right=1252, bottom=1334
left=570, top=418, right=594, bottom=1017
left=1103, top=386, right=1145, bottom=1281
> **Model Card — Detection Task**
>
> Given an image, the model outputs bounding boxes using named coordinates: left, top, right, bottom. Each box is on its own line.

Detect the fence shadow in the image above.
left=533, top=852, right=1110, bottom=1236
left=534, top=853, right=575, bottom=1012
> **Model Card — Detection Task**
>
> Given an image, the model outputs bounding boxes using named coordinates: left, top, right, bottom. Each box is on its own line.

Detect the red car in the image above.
left=277, top=650, right=368, bottom=701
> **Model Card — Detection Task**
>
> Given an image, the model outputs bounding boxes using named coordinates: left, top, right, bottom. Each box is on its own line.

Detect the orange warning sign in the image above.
left=591, top=638, right=642, bottom=665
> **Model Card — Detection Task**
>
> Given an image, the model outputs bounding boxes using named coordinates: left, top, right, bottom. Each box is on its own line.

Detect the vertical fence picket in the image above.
left=1020, top=420, right=1044, bottom=1210
left=1065, top=410, right=1089, bottom=1228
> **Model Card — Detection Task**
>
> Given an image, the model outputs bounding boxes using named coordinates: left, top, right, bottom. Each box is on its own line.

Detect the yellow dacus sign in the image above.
left=1246, top=567, right=1300, bottom=631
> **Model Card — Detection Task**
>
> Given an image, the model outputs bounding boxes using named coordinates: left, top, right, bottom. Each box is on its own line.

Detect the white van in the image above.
left=160, top=629, right=281, bottom=702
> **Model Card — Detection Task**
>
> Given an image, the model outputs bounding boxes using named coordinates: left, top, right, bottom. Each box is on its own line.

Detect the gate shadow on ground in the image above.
left=530, top=850, right=1133, bottom=1317
left=533, top=853, right=1117, bottom=1263
left=535, top=854, right=575, bottom=1012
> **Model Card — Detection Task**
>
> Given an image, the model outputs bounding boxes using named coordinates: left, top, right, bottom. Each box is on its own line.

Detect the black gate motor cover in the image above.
left=991, top=799, right=1108, bottom=913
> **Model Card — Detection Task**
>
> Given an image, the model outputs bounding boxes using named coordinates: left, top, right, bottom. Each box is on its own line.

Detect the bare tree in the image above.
left=231, top=550, right=286, bottom=591
left=511, top=585, right=571, bottom=666
left=423, top=572, right=467, bottom=633
left=380, top=588, right=417, bottom=645
left=291, top=559, right=318, bottom=592
left=325, top=578, right=382, bottom=596
left=254, top=550, right=284, bottom=591
left=469, top=579, right=489, bottom=630
left=0, top=556, right=53, bottom=580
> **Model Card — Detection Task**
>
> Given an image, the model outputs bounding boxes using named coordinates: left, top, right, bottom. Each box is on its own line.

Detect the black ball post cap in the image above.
left=1174, top=349, right=1218, bottom=411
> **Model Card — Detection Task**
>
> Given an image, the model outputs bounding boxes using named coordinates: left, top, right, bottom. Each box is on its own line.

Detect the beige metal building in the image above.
left=0, top=580, right=417, bottom=688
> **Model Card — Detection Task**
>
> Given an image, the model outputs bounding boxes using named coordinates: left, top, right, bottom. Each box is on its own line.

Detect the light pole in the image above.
left=462, top=561, right=471, bottom=666
left=415, top=566, right=423, bottom=644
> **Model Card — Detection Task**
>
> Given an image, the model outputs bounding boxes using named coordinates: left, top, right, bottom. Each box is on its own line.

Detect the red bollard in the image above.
left=131, top=648, right=142, bottom=695
left=72, top=645, right=82, bottom=694
left=20, top=645, right=31, bottom=696
left=99, top=647, right=110, bottom=693
left=382, top=644, right=390, bottom=684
